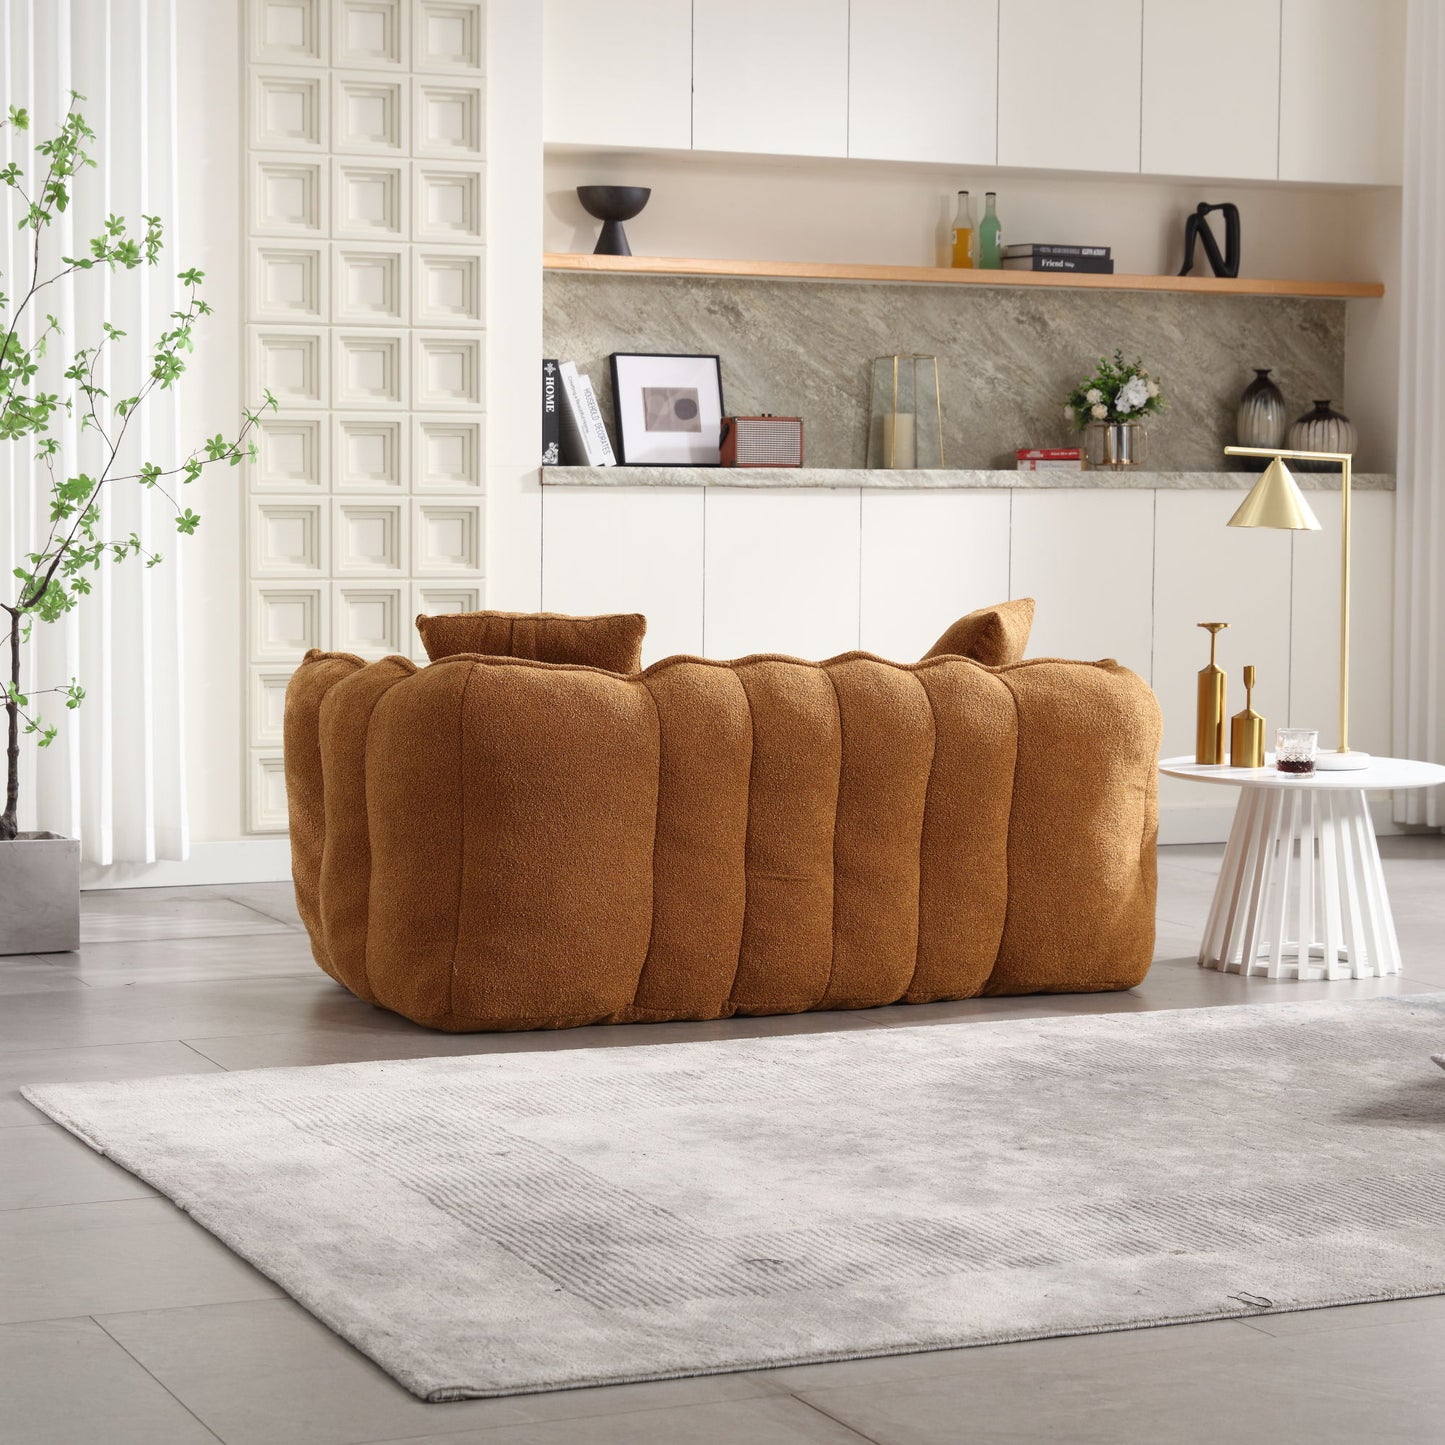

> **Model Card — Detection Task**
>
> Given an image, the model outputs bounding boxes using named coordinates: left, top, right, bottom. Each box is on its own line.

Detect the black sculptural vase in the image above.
left=576, top=185, right=652, bottom=257
left=1178, top=201, right=1241, bottom=279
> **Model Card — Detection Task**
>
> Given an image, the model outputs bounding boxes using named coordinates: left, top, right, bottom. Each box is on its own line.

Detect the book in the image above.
left=557, top=361, right=616, bottom=466
left=1016, top=458, right=1086, bottom=471
left=1002, top=243, right=1111, bottom=259
left=541, top=359, right=561, bottom=466
left=1016, top=448, right=1082, bottom=460
left=1001, top=255, right=1115, bottom=274
left=573, top=369, right=617, bottom=466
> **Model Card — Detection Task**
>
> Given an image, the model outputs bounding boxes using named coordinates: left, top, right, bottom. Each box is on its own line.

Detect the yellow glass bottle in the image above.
left=950, top=190, right=975, bottom=269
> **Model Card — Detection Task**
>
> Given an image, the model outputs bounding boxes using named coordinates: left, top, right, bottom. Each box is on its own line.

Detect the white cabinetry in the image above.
left=542, top=0, right=693, bottom=150
left=858, top=491, right=1011, bottom=659
left=1278, top=0, right=1405, bottom=185
left=540, top=486, right=705, bottom=662
left=1008, top=489, right=1155, bottom=682
left=692, top=0, right=850, bottom=158
left=997, top=0, right=1143, bottom=174
left=538, top=481, right=1395, bottom=843
left=702, top=488, right=861, bottom=659
left=1289, top=491, right=1393, bottom=756
left=1141, top=0, right=1280, bottom=180
left=847, top=0, right=998, bottom=166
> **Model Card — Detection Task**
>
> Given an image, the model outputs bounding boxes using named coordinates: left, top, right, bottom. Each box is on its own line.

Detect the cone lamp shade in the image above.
left=1226, top=457, right=1323, bottom=532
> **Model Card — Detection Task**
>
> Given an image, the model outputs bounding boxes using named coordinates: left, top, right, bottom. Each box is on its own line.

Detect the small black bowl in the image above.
left=576, top=185, right=651, bottom=256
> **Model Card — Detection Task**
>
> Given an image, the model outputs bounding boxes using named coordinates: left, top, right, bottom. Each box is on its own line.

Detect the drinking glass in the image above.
left=1276, top=728, right=1318, bottom=776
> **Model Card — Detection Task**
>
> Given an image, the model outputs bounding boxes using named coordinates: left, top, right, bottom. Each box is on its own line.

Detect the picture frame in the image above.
left=608, top=352, right=725, bottom=465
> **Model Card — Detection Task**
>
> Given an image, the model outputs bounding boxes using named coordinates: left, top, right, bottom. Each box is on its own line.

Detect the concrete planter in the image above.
left=0, top=832, right=80, bottom=954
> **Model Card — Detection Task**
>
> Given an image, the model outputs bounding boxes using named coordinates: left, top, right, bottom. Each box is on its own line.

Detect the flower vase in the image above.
left=1083, top=421, right=1148, bottom=470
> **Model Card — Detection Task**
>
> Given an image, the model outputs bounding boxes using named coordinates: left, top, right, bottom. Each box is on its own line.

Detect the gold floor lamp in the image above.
left=1223, top=444, right=1369, bottom=770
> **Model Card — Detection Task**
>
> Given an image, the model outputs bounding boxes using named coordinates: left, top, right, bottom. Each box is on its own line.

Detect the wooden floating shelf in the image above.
left=543, top=252, right=1385, bottom=300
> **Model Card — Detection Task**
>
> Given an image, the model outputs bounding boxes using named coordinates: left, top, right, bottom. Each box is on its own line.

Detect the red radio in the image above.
left=719, top=415, right=804, bottom=467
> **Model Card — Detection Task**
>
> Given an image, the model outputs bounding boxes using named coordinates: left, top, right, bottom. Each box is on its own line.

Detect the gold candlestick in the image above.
left=1230, top=665, right=1265, bottom=768
left=1196, top=622, right=1229, bottom=764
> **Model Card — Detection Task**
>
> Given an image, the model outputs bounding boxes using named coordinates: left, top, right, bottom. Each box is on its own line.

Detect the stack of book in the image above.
left=1016, top=448, right=1084, bottom=472
left=1001, top=244, right=1113, bottom=275
left=542, top=358, right=616, bottom=466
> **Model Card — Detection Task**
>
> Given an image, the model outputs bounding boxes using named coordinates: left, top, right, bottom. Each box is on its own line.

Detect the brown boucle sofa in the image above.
left=284, top=644, right=1161, bottom=1032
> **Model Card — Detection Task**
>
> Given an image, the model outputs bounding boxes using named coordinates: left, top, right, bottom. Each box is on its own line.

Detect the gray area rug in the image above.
left=24, top=997, right=1445, bottom=1401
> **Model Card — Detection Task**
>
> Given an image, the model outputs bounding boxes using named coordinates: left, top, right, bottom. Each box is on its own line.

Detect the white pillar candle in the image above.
left=873, top=412, right=917, bottom=468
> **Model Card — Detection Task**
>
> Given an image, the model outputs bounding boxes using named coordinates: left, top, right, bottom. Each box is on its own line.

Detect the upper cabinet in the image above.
left=542, top=0, right=693, bottom=150
left=847, top=0, right=998, bottom=166
left=693, top=0, right=850, bottom=158
left=541, top=0, right=1406, bottom=189
left=1141, top=0, right=1280, bottom=180
left=1279, top=0, right=1405, bottom=185
left=997, top=0, right=1143, bottom=173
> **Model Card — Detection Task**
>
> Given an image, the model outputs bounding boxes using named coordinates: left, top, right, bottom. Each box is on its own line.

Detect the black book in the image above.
left=1002, top=243, right=1111, bottom=259
left=1001, top=255, right=1116, bottom=274
left=541, top=358, right=561, bottom=466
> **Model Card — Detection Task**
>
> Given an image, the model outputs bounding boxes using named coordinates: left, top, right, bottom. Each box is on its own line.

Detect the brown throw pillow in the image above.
left=416, top=610, right=647, bottom=672
left=921, top=598, right=1035, bottom=667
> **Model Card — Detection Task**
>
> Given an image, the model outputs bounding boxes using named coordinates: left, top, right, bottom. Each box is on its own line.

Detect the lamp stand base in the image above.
left=1315, top=750, right=1372, bottom=771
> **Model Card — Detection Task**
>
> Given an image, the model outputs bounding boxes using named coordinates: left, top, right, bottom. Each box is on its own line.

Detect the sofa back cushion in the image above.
left=921, top=598, right=1035, bottom=667
left=415, top=609, right=647, bottom=672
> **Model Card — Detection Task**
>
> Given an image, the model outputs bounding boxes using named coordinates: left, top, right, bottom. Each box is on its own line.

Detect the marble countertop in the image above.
left=544, top=466, right=1395, bottom=491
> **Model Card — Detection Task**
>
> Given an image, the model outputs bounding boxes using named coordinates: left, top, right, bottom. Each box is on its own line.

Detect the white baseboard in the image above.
left=1158, top=797, right=1403, bottom=848
left=82, top=838, right=292, bottom=891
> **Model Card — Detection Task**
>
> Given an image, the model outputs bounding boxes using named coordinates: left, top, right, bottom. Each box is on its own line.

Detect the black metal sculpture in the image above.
left=1178, top=202, right=1241, bottom=279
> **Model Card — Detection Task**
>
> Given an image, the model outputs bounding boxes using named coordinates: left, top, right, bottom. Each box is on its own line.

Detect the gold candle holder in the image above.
left=866, top=354, right=943, bottom=468
left=1196, top=622, right=1229, bottom=764
left=1230, top=665, right=1265, bottom=768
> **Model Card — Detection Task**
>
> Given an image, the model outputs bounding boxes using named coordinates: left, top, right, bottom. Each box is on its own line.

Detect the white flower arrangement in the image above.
left=1063, top=350, right=1165, bottom=431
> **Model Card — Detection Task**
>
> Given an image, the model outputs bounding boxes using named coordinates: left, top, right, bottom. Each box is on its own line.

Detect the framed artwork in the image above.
left=608, top=352, right=725, bottom=465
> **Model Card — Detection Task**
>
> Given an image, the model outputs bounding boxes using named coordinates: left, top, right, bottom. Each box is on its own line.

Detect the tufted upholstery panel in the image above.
left=285, top=649, right=1160, bottom=1031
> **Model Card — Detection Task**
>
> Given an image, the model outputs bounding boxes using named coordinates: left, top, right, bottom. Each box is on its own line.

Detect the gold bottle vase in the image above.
left=1230, top=665, right=1265, bottom=768
left=1196, top=622, right=1229, bottom=764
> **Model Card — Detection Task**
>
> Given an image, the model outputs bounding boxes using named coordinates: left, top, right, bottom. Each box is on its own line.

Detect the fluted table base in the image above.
left=1199, top=786, right=1401, bottom=980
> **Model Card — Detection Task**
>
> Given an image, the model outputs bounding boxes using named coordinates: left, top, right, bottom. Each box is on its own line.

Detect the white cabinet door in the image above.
left=1289, top=490, right=1393, bottom=757
left=1009, top=489, right=1155, bottom=681
left=1141, top=0, right=1280, bottom=180
left=858, top=490, right=1012, bottom=660
left=998, top=0, right=1143, bottom=173
left=540, top=486, right=705, bottom=663
left=693, top=0, right=850, bottom=158
left=703, top=488, right=861, bottom=659
left=1279, top=0, right=1405, bottom=185
left=1152, top=490, right=1294, bottom=829
left=848, top=0, right=997, bottom=165
left=542, top=0, right=693, bottom=150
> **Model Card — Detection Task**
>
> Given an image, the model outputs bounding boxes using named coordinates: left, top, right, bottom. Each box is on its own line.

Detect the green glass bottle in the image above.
left=978, top=191, right=1002, bottom=270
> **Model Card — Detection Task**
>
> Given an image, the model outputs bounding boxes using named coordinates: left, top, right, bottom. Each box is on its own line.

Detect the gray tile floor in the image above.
left=3, top=838, right=1445, bottom=1444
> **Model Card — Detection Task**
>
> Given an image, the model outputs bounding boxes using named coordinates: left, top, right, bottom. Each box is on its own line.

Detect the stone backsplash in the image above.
left=543, top=273, right=1347, bottom=472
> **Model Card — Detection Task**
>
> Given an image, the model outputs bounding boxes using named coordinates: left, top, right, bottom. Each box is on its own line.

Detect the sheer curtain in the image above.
left=1394, top=0, right=1445, bottom=824
left=0, top=0, right=187, bottom=864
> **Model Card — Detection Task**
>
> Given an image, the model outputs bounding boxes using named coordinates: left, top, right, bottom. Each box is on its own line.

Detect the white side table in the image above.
left=1159, top=756, right=1445, bottom=981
